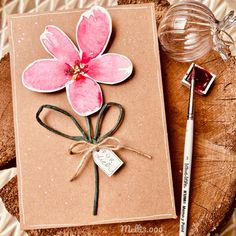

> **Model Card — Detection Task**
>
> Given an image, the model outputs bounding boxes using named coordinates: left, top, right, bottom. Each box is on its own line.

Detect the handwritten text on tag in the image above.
left=92, top=149, right=123, bottom=177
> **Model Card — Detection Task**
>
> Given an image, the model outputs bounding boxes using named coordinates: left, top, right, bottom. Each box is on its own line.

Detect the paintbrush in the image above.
left=179, top=64, right=195, bottom=236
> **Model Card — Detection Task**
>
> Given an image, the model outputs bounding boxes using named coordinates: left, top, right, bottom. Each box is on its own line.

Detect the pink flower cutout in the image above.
left=22, top=6, right=133, bottom=116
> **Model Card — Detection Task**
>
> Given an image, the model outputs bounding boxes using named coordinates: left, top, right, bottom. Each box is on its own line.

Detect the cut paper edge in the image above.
left=22, top=58, right=67, bottom=93
left=66, top=79, right=103, bottom=116
left=0, top=0, right=118, bottom=60
left=21, top=6, right=133, bottom=117
left=76, top=6, right=112, bottom=60
left=40, top=25, right=80, bottom=63
left=87, top=53, right=133, bottom=85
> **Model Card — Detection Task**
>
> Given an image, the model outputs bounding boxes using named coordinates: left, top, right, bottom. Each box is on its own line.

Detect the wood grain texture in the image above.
left=0, top=54, right=15, bottom=167
left=0, top=0, right=235, bottom=235
left=159, top=50, right=236, bottom=235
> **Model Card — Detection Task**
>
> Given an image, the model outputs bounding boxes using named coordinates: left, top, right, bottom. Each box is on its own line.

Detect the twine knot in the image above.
left=68, top=136, right=152, bottom=182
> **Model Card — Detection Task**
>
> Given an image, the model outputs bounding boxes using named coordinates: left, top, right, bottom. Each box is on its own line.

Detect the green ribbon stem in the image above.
left=36, top=103, right=124, bottom=215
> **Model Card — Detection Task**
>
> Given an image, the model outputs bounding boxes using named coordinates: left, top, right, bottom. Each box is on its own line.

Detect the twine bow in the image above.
left=36, top=102, right=151, bottom=215
left=69, top=136, right=151, bottom=182
left=213, top=10, right=236, bottom=60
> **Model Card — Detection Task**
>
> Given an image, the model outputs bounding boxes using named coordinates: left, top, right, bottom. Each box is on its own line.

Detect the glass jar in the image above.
left=158, top=1, right=236, bottom=62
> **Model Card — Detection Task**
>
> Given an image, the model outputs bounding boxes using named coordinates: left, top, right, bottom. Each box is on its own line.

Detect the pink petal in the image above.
left=40, top=25, right=80, bottom=64
left=66, top=76, right=103, bottom=116
left=87, top=53, right=133, bottom=84
left=22, top=59, right=68, bottom=92
left=76, top=6, right=111, bottom=63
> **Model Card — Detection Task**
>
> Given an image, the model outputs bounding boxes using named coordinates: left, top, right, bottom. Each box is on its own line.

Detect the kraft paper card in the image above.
left=9, top=3, right=176, bottom=230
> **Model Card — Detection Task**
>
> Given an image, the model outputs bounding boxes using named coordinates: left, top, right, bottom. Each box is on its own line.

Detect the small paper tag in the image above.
left=92, top=149, right=123, bottom=177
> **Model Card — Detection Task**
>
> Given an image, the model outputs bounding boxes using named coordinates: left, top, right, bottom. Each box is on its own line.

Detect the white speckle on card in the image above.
left=38, top=185, right=41, bottom=188
left=51, top=178, right=54, bottom=182
left=44, top=191, right=48, bottom=194
left=37, top=166, right=42, bottom=170
left=17, top=40, right=21, bottom=43
left=65, top=201, right=68, bottom=205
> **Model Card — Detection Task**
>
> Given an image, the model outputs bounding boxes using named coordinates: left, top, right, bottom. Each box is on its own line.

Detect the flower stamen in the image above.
left=65, top=62, right=88, bottom=80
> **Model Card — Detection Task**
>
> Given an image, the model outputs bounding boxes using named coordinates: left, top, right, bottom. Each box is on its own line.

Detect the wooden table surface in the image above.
left=0, top=0, right=235, bottom=235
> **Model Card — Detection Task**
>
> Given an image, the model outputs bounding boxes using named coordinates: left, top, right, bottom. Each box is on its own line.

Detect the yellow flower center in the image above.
left=65, top=61, right=88, bottom=80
